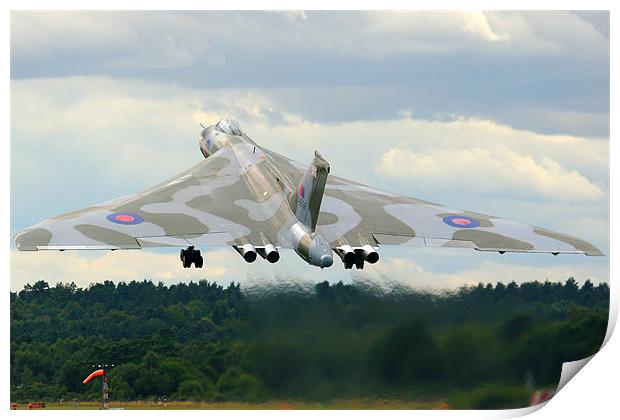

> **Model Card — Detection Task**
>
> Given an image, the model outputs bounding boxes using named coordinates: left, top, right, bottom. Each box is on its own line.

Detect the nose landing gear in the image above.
left=180, top=246, right=203, bottom=268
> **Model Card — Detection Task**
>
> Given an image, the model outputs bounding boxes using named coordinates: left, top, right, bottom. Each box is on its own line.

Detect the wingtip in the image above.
left=13, top=232, right=33, bottom=251
left=13, top=227, right=50, bottom=251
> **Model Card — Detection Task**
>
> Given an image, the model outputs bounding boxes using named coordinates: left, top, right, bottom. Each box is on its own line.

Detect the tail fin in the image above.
left=292, top=151, right=330, bottom=231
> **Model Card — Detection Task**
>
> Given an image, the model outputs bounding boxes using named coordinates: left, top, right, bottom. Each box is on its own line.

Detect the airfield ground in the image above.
left=12, top=399, right=450, bottom=410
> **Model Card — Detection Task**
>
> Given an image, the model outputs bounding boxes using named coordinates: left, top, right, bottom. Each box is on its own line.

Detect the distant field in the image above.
left=12, top=399, right=450, bottom=410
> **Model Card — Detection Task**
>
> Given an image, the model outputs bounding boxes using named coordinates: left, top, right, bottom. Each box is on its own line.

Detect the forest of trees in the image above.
left=10, top=277, right=609, bottom=409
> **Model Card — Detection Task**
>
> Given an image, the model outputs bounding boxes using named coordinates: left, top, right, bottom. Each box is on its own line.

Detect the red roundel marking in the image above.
left=107, top=212, right=144, bottom=225
left=115, top=214, right=135, bottom=223
left=451, top=218, right=472, bottom=226
left=442, top=215, right=480, bottom=228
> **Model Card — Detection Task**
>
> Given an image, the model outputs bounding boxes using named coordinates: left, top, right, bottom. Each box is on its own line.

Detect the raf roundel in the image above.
left=106, top=212, right=144, bottom=225
left=443, top=215, right=480, bottom=229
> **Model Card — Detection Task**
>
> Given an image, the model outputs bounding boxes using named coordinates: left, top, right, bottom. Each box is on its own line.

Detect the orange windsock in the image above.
left=82, top=369, right=104, bottom=385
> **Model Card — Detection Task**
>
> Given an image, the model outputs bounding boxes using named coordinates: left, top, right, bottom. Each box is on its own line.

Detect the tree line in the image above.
left=10, top=277, right=609, bottom=408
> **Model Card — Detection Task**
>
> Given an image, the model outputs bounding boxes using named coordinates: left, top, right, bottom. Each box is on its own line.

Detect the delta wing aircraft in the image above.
left=14, top=119, right=603, bottom=269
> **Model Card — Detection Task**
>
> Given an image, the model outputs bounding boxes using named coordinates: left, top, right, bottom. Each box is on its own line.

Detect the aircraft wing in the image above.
left=14, top=144, right=287, bottom=251
left=16, top=141, right=603, bottom=257
left=262, top=148, right=604, bottom=256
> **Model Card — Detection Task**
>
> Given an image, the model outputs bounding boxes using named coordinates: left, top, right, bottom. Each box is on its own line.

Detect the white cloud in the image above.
left=11, top=77, right=607, bottom=201
left=10, top=77, right=302, bottom=189
left=10, top=248, right=237, bottom=291
left=366, top=11, right=510, bottom=55
left=10, top=248, right=607, bottom=293
left=359, top=11, right=607, bottom=57
left=367, top=10, right=607, bottom=57
left=377, top=145, right=604, bottom=202
left=365, top=257, right=608, bottom=293
left=254, top=115, right=607, bottom=203
left=8, top=246, right=354, bottom=292
left=461, top=12, right=506, bottom=42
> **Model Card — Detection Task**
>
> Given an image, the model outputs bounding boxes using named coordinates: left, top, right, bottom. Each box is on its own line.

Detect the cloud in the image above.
left=10, top=248, right=237, bottom=291
left=254, top=115, right=607, bottom=203
left=9, top=246, right=349, bottom=292
left=377, top=145, right=604, bottom=202
left=573, top=11, right=610, bottom=39
left=8, top=12, right=609, bottom=293
left=11, top=11, right=608, bottom=65
left=364, top=257, right=608, bottom=293
left=11, top=12, right=204, bottom=69
left=11, top=77, right=607, bottom=225
left=489, top=107, right=610, bottom=138
left=10, top=76, right=608, bottom=291
left=364, top=11, right=514, bottom=56
left=274, top=11, right=307, bottom=21
left=10, top=77, right=303, bottom=192
left=10, top=248, right=607, bottom=293
left=11, top=11, right=609, bottom=143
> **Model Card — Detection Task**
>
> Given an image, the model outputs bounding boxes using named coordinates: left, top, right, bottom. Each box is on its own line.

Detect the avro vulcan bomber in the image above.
left=14, top=119, right=603, bottom=270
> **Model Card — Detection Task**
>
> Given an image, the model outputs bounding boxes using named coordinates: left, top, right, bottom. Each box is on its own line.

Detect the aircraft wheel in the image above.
left=180, top=248, right=192, bottom=268
left=181, top=246, right=202, bottom=268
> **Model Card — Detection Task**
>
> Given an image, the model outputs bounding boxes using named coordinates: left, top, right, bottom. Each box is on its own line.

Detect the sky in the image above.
left=9, top=10, right=610, bottom=292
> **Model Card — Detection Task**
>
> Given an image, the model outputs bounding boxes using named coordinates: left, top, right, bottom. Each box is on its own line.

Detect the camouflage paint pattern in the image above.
left=14, top=119, right=604, bottom=270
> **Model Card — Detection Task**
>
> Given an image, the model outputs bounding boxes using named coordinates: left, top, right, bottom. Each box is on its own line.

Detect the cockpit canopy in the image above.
left=215, top=119, right=243, bottom=136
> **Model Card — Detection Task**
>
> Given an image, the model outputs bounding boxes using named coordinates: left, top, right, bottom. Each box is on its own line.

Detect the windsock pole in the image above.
left=83, top=364, right=114, bottom=410
left=102, top=373, right=109, bottom=410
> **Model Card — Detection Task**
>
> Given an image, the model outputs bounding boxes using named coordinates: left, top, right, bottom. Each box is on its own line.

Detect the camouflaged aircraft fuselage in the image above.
left=14, top=119, right=603, bottom=270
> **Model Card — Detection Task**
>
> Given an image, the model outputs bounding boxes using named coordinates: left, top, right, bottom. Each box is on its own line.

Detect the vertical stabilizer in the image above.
left=292, top=151, right=330, bottom=231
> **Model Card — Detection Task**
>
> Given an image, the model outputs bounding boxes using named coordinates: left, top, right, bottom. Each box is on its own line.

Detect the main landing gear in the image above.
left=180, top=246, right=203, bottom=268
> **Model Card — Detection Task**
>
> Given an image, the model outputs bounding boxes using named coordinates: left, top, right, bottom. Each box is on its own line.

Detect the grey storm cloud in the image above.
left=11, top=10, right=610, bottom=137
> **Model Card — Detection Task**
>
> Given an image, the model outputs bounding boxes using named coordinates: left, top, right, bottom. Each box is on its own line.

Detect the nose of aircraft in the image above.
left=320, top=254, right=333, bottom=268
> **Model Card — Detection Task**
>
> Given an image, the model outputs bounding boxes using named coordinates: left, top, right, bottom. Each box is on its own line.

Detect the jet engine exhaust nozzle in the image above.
left=235, top=244, right=257, bottom=263
left=335, top=245, right=356, bottom=266
left=336, top=245, right=380, bottom=269
left=361, top=245, right=379, bottom=264
left=258, top=244, right=280, bottom=263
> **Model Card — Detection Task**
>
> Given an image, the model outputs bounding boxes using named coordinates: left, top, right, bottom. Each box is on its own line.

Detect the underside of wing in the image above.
left=261, top=147, right=603, bottom=257
left=15, top=144, right=288, bottom=251
left=321, top=179, right=603, bottom=256
left=17, top=142, right=603, bottom=258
